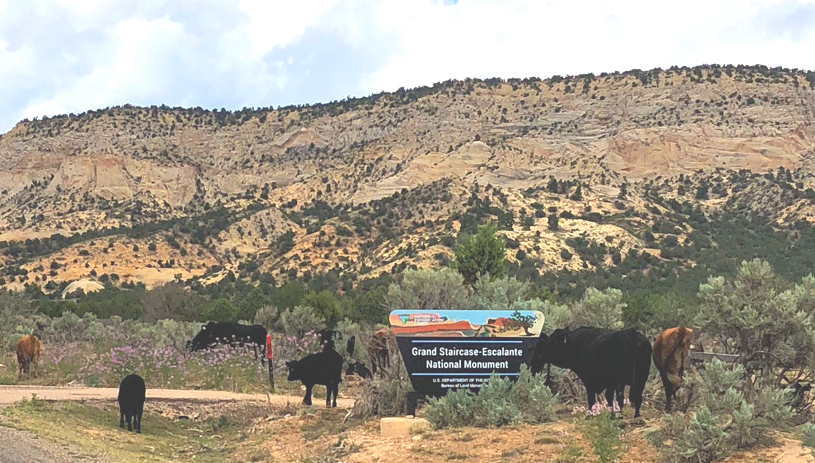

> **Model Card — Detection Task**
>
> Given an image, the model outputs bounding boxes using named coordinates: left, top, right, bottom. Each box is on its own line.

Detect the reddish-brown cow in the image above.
left=16, top=334, right=41, bottom=379
left=653, top=326, right=694, bottom=412
left=368, top=328, right=396, bottom=375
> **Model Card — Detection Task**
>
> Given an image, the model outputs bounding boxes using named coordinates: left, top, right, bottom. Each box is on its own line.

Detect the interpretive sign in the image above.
left=390, top=309, right=544, bottom=396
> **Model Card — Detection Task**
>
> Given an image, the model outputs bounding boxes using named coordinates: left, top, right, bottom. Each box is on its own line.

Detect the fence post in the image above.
left=266, top=334, right=274, bottom=392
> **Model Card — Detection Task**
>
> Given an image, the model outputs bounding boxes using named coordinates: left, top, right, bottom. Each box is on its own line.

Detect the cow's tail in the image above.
left=665, top=326, right=690, bottom=387
left=630, top=331, right=652, bottom=394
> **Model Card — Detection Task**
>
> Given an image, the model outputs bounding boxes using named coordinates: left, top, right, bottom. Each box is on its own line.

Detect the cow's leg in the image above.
left=325, top=384, right=331, bottom=408
left=586, top=386, right=597, bottom=412
left=120, top=411, right=125, bottom=428
left=604, top=388, right=615, bottom=413
left=615, top=387, right=625, bottom=417
left=127, top=413, right=133, bottom=432
left=630, top=382, right=645, bottom=419
left=136, top=405, right=143, bottom=434
left=332, top=382, right=338, bottom=408
left=659, top=371, right=674, bottom=412
left=304, top=384, right=313, bottom=406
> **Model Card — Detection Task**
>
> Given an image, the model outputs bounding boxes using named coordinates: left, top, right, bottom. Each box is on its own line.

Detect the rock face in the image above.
left=61, top=279, right=104, bottom=298
left=1, top=65, right=815, bottom=289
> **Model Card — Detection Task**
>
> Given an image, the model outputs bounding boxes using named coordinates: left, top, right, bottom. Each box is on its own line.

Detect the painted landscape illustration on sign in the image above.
left=389, top=310, right=544, bottom=337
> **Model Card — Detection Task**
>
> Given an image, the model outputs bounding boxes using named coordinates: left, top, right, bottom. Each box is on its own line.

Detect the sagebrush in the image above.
left=425, top=366, right=559, bottom=429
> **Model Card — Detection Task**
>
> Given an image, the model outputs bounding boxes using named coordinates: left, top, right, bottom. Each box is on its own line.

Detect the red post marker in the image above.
left=266, top=334, right=275, bottom=392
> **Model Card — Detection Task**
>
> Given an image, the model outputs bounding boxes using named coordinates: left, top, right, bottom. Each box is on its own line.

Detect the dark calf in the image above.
left=345, top=361, right=372, bottom=379
left=789, top=382, right=812, bottom=410
left=346, top=335, right=356, bottom=358
left=286, top=349, right=343, bottom=407
left=532, top=327, right=652, bottom=418
left=118, top=374, right=146, bottom=433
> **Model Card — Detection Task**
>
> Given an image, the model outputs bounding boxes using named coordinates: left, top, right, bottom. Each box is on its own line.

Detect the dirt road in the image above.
left=0, top=385, right=355, bottom=407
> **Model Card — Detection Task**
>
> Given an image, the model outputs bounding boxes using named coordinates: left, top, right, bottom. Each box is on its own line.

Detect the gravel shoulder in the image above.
left=0, top=425, right=108, bottom=463
left=0, top=385, right=355, bottom=408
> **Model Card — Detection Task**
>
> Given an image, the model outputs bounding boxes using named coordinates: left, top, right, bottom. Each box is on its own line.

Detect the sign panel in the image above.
left=390, top=310, right=544, bottom=396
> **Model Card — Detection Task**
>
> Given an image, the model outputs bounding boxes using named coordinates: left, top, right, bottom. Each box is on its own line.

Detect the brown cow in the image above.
left=653, top=326, right=693, bottom=412
left=16, top=334, right=41, bottom=379
left=368, top=328, right=396, bottom=375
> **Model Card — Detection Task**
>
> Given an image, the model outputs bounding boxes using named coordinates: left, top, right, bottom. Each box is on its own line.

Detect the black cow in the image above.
left=532, top=327, right=652, bottom=418
left=286, top=349, right=344, bottom=407
left=118, top=374, right=146, bottom=433
left=188, top=322, right=268, bottom=364
left=318, top=329, right=342, bottom=349
left=345, top=361, right=372, bottom=379
left=788, top=382, right=812, bottom=410
left=346, top=335, right=356, bottom=358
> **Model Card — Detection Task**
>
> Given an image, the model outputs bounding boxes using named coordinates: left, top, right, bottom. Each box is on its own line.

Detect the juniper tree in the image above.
left=454, top=223, right=507, bottom=285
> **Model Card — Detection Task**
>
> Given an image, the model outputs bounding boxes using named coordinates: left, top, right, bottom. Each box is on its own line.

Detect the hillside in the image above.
left=2, top=64, right=815, bottom=299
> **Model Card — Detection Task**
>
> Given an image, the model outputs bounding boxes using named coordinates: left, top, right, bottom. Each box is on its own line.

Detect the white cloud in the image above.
left=366, top=0, right=815, bottom=93
left=238, top=0, right=339, bottom=58
left=1, top=0, right=815, bottom=133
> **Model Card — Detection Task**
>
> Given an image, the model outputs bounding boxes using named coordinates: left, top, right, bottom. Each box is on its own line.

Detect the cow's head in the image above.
left=189, top=323, right=217, bottom=351
left=286, top=360, right=301, bottom=381
left=793, top=382, right=813, bottom=394
left=544, top=328, right=571, bottom=368
left=530, top=332, right=550, bottom=375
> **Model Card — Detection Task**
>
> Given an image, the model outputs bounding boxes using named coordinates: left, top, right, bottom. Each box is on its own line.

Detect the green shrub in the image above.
left=278, top=305, right=325, bottom=337
left=655, top=359, right=794, bottom=462
left=569, top=288, right=624, bottom=330
left=696, top=260, right=815, bottom=388
left=471, top=374, right=521, bottom=427
left=253, top=305, right=279, bottom=330
left=470, top=275, right=531, bottom=310
left=424, top=389, right=476, bottom=428
left=665, top=406, right=730, bottom=463
left=425, top=368, right=557, bottom=429
left=303, top=291, right=343, bottom=327
left=512, top=365, right=559, bottom=423
left=454, top=223, right=507, bottom=284
left=799, top=422, right=815, bottom=456
left=386, top=268, right=470, bottom=310
left=586, top=411, right=622, bottom=463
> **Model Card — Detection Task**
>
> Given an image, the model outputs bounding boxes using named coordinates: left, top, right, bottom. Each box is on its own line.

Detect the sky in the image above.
left=1, top=0, right=815, bottom=133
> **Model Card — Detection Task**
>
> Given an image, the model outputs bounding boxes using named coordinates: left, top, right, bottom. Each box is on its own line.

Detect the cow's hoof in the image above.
left=137, top=429, right=141, bottom=434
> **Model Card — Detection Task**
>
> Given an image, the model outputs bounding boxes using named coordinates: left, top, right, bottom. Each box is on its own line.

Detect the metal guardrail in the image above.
left=689, top=351, right=741, bottom=363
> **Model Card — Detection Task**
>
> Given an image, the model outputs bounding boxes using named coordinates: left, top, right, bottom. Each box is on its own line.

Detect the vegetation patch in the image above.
left=0, top=398, right=242, bottom=462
